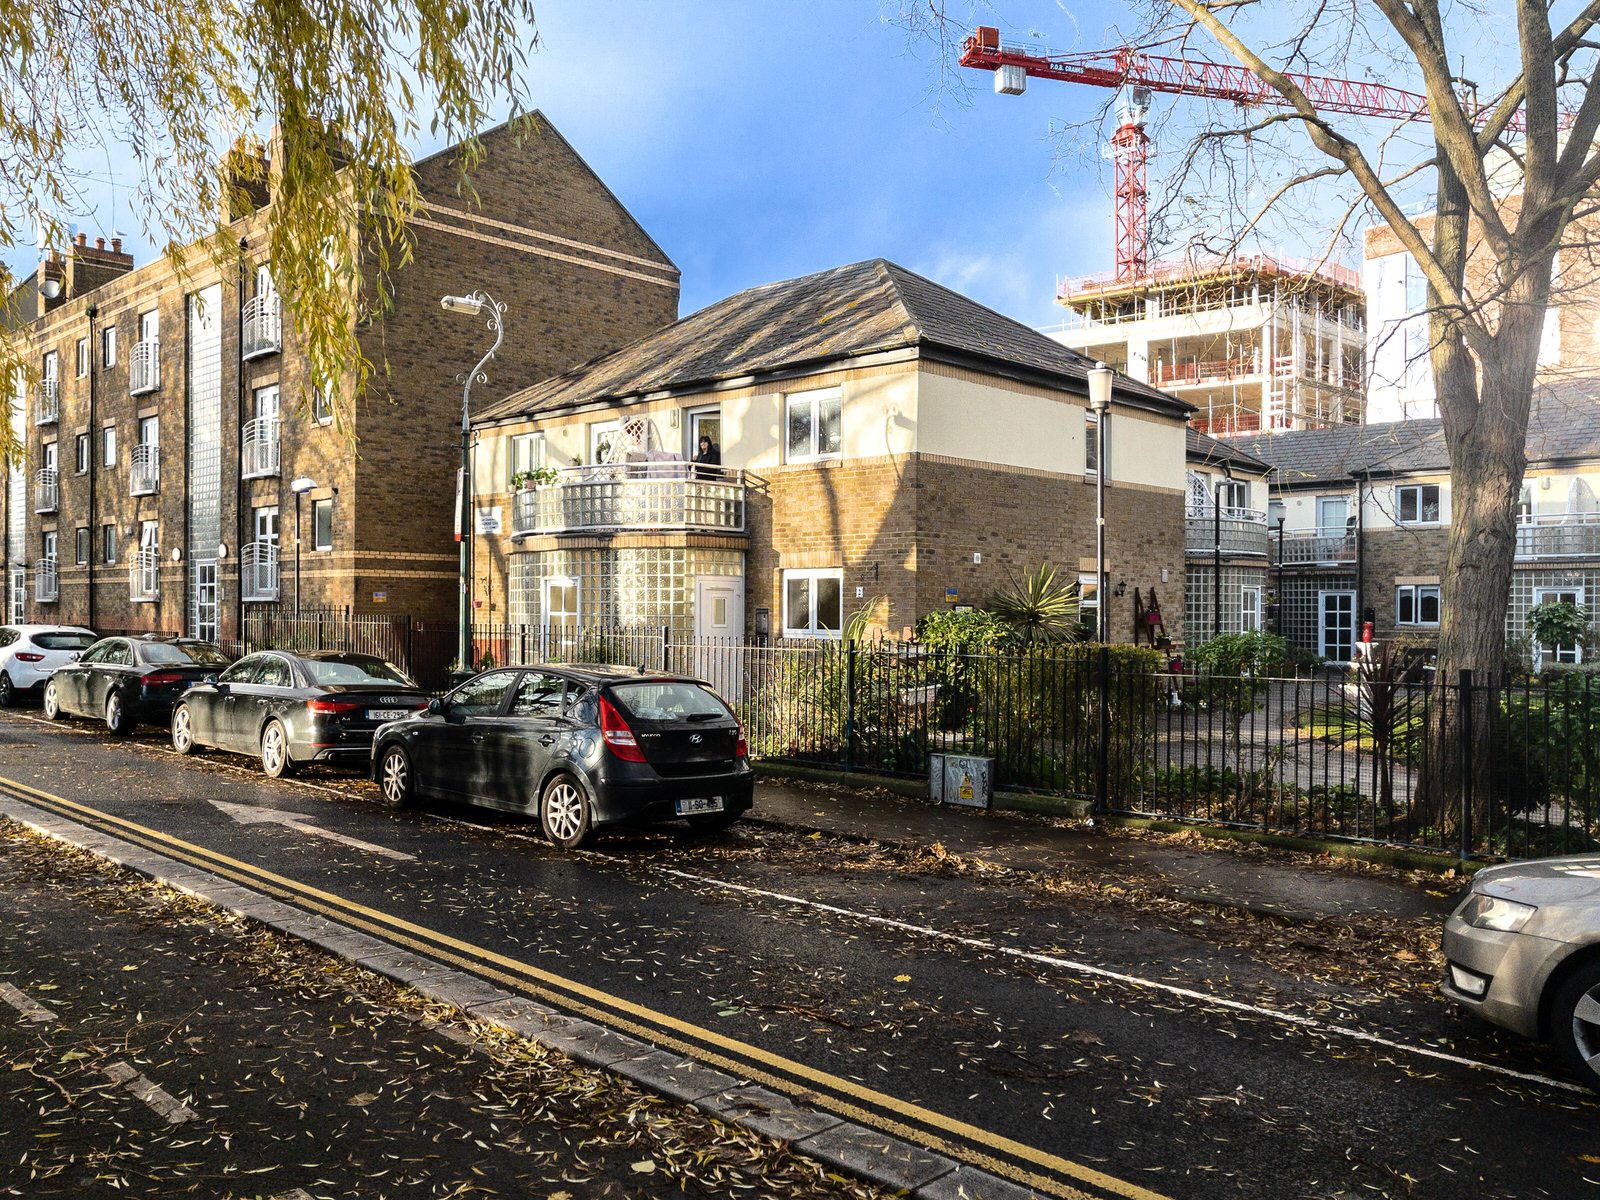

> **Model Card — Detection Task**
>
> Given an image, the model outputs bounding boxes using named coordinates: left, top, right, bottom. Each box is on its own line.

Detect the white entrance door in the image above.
left=1241, top=586, right=1262, bottom=632
left=687, top=407, right=722, bottom=468
left=542, top=576, right=579, bottom=658
left=1319, top=590, right=1356, bottom=663
left=1533, top=587, right=1584, bottom=663
left=694, top=576, right=744, bottom=701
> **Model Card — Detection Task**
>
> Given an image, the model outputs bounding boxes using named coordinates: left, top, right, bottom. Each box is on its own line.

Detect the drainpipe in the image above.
left=86, top=302, right=98, bottom=631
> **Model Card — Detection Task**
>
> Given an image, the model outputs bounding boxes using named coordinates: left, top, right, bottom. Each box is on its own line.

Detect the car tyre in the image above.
left=104, top=690, right=135, bottom=736
left=539, top=773, right=592, bottom=850
left=0, top=671, right=15, bottom=708
left=42, top=680, right=62, bottom=721
left=1552, top=958, right=1600, bottom=1093
left=685, top=809, right=741, bottom=834
left=260, top=720, right=297, bottom=779
left=378, top=743, right=415, bottom=810
left=171, top=704, right=202, bottom=755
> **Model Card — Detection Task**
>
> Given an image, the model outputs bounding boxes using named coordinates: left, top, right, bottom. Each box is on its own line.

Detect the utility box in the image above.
left=928, top=754, right=994, bottom=809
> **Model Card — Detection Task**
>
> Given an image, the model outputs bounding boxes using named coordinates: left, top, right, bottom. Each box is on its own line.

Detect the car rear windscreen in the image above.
left=143, top=642, right=232, bottom=666
left=303, top=656, right=415, bottom=687
left=610, top=681, right=731, bottom=721
left=33, top=633, right=96, bottom=650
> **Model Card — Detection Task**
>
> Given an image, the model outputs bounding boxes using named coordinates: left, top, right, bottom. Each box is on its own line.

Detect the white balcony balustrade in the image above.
left=34, top=557, right=58, bottom=603
left=34, top=468, right=58, bottom=513
left=1516, top=513, right=1600, bottom=560
left=511, top=464, right=748, bottom=537
left=130, top=547, right=161, bottom=602
left=241, top=293, right=281, bottom=359
left=129, top=338, right=160, bottom=395
left=241, top=541, right=279, bottom=601
left=241, top=417, right=281, bottom=479
left=36, top=379, right=59, bottom=425
left=130, top=443, right=160, bottom=496
left=1184, top=504, right=1269, bottom=558
left=1277, top=527, right=1359, bottom=566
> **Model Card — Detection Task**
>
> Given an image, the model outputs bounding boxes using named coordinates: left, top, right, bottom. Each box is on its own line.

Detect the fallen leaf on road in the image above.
left=631, top=1160, right=656, bottom=1173
left=894, top=975, right=911, bottom=983
left=347, top=1092, right=380, bottom=1106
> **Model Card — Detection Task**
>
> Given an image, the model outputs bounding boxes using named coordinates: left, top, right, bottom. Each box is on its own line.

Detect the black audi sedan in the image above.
left=171, top=650, right=430, bottom=777
left=370, top=664, right=753, bottom=848
left=45, top=635, right=234, bottom=734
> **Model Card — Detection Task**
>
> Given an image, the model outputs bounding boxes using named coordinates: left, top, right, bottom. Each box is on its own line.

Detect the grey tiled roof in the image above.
left=476, top=259, right=1191, bottom=424
left=1186, top=427, right=1273, bottom=476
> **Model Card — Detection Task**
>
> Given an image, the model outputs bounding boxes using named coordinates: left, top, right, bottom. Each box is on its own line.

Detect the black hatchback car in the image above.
left=172, top=650, right=430, bottom=777
left=370, top=664, right=753, bottom=848
left=45, top=636, right=234, bottom=734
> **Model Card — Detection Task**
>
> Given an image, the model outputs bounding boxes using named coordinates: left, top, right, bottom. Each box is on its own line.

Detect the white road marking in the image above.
left=648, top=864, right=1593, bottom=1096
left=0, top=981, right=57, bottom=1022
left=209, top=800, right=414, bottom=861
left=105, top=1060, right=198, bottom=1124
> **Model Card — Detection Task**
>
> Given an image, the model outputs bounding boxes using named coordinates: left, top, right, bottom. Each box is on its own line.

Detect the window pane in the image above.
left=450, top=670, right=515, bottom=715
left=1421, top=485, right=1440, bottom=522
left=786, top=577, right=811, bottom=632
left=313, top=500, right=332, bottom=549
left=1399, top=489, right=1417, bottom=523
left=815, top=575, right=842, bottom=632
left=1420, top=588, right=1440, bottom=624
left=1084, top=416, right=1098, bottom=473
left=787, top=403, right=813, bottom=460
left=303, top=654, right=413, bottom=686
left=511, top=673, right=566, bottom=717
left=1397, top=588, right=1414, bottom=624
left=818, top=398, right=842, bottom=456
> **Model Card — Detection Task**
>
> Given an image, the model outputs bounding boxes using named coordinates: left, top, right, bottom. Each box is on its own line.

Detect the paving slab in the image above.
left=797, top=1122, right=956, bottom=1192
left=703, top=1085, right=845, bottom=1142
left=534, top=1019, right=649, bottom=1068
left=412, top=970, right=513, bottom=1013
left=616, top=1048, right=743, bottom=1105
left=915, top=1165, right=1045, bottom=1200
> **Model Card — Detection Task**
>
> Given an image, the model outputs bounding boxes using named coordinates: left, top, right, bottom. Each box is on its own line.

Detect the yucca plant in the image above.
left=989, top=563, right=1082, bottom=645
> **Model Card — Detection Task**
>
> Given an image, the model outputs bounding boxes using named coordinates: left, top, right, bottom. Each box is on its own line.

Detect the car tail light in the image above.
left=141, top=671, right=185, bottom=686
left=15, top=652, right=43, bottom=662
left=307, top=698, right=363, bottom=715
left=735, top=720, right=748, bottom=760
left=599, top=696, right=647, bottom=762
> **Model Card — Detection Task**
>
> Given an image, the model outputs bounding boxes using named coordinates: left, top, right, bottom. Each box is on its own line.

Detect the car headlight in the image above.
left=1458, top=892, right=1537, bottom=932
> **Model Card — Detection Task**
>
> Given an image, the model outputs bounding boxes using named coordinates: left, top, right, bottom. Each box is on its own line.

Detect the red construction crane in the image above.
left=959, top=26, right=1547, bottom=282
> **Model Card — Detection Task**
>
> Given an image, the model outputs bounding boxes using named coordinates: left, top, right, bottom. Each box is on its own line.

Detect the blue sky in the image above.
left=16, top=1, right=1404, bottom=331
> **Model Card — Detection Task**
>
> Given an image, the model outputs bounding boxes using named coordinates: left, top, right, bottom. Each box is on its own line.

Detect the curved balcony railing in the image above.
left=34, top=468, right=58, bottom=513
left=241, top=540, right=279, bottom=601
left=130, top=547, right=160, bottom=602
left=241, top=416, right=280, bottom=479
left=34, top=556, right=58, bottom=603
left=1516, top=512, right=1600, bottom=560
left=242, top=293, right=281, bottom=359
left=36, top=379, right=59, bottom=425
left=1278, top=527, right=1358, bottom=566
left=130, top=338, right=160, bottom=395
left=1185, top=505, right=1269, bottom=558
left=510, top=464, right=748, bottom=537
left=130, top=443, right=160, bottom=496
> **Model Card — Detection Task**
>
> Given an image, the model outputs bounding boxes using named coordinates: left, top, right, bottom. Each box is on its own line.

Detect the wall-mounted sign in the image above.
left=372, top=591, right=388, bottom=603
left=945, top=587, right=959, bottom=604
left=475, top=507, right=503, bottom=535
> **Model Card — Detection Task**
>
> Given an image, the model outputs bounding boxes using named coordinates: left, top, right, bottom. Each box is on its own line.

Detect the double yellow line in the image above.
left=0, top=773, right=1171, bottom=1200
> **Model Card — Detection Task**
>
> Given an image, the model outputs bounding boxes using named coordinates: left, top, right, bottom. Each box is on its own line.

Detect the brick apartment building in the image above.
left=2, top=115, right=679, bottom=643
left=465, top=259, right=1195, bottom=645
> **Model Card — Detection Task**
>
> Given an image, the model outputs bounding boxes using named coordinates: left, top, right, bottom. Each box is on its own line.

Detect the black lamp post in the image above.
left=1087, top=361, right=1114, bottom=642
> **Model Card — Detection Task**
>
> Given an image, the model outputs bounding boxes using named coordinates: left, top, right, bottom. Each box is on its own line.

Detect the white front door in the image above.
left=1241, top=586, right=1262, bottom=632
left=687, top=407, right=722, bottom=464
left=1533, top=587, right=1584, bottom=663
left=1319, top=590, right=1356, bottom=663
left=1317, top=495, right=1350, bottom=534
left=694, top=576, right=744, bottom=701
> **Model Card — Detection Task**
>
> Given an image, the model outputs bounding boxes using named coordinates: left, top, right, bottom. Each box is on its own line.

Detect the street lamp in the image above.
left=1086, top=361, right=1114, bottom=644
left=290, top=475, right=317, bottom=614
left=440, top=291, right=506, bottom=676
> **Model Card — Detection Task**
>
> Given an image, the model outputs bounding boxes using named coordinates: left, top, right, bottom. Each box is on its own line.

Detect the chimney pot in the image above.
left=111, top=238, right=121, bottom=253
left=95, top=237, right=105, bottom=250
left=75, top=233, right=87, bottom=247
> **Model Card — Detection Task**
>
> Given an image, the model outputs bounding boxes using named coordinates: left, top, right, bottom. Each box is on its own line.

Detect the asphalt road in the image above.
left=1, top=706, right=1596, bottom=1200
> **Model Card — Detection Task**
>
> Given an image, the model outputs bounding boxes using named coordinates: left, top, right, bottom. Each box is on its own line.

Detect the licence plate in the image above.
left=675, top=796, right=724, bottom=816
left=367, top=709, right=410, bottom=722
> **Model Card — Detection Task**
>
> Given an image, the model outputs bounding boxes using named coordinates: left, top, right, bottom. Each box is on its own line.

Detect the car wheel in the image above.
left=171, top=705, right=202, bottom=755
left=378, top=744, right=415, bottom=810
left=539, top=774, right=592, bottom=850
left=0, top=671, right=14, bottom=708
left=1552, top=959, right=1600, bottom=1092
left=685, top=810, right=741, bottom=834
left=42, top=680, right=62, bottom=721
left=260, top=720, right=296, bottom=779
left=104, top=691, right=134, bottom=736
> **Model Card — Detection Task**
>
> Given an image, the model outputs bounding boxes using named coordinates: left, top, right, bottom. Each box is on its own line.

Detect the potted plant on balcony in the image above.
left=512, top=466, right=559, bottom=492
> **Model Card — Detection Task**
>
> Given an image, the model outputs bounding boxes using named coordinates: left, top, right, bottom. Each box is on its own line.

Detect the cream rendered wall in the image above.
left=1524, top=469, right=1600, bottom=518
left=1364, top=476, right=1452, bottom=530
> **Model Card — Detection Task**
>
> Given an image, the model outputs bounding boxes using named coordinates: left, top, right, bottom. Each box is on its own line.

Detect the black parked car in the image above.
left=171, top=650, right=430, bottom=777
left=45, top=636, right=234, bottom=734
left=370, top=664, right=754, bottom=848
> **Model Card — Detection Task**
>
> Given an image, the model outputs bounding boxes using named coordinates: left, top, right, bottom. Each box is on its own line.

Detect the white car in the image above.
left=0, top=625, right=98, bottom=706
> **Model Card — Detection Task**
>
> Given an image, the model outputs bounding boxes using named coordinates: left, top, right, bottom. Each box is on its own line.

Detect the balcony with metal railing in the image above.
left=242, top=293, right=281, bottom=359
left=130, top=338, right=160, bottom=395
left=1277, top=527, right=1359, bottom=567
left=1185, top=505, right=1270, bottom=558
left=36, top=379, right=59, bottom=425
left=130, top=547, right=160, bottom=602
left=511, top=464, right=749, bottom=538
left=241, top=417, right=281, bottom=479
left=34, top=557, right=57, bottom=603
left=241, top=541, right=279, bottom=601
left=130, top=443, right=160, bottom=496
left=1516, top=513, right=1600, bottom=560
left=34, top=468, right=58, bottom=513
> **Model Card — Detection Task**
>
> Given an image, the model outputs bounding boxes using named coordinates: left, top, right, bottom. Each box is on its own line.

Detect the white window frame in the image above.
left=311, top=498, right=333, bottom=551
left=312, top=386, right=334, bottom=425
left=102, top=325, right=117, bottom=368
left=1317, top=495, right=1351, bottom=534
left=102, top=424, right=116, bottom=469
left=1396, top=584, right=1441, bottom=626
left=1397, top=483, right=1442, bottom=525
left=588, top=420, right=620, bottom=465
left=139, top=415, right=159, bottom=449
left=785, top=387, right=843, bottom=464
left=1533, top=586, right=1585, bottom=664
left=686, top=405, right=722, bottom=461
left=75, top=338, right=89, bottom=379
left=782, top=568, right=844, bottom=639
left=509, top=432, right=545, bottom=484
left=42, top=350, right=58, bottom=382
left=75, top=433, right=89, bottom=475
left=102, top=524, right=117, bottom=565
left=1241, top=586, right=1262, bottom=632
left=543, top=576, right=580, bottom=631
left=75, top=527, right=89, bottom=566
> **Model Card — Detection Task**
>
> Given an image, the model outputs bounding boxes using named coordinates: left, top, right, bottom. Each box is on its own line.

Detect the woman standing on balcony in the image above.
left=693, top=434, right=721, bottom=475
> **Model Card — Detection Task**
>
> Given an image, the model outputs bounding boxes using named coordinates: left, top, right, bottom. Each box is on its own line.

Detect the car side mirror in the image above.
left=203, top=674, right=219, bottom=685
left=427, top=698, right=443, bottom=715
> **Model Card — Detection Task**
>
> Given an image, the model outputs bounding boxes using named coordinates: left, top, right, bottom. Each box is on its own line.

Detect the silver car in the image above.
left=1443, top=855, right=1600, bottom=1089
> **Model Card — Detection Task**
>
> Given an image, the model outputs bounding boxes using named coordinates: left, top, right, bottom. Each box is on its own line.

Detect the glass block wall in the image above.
left=510, top=547, right=743, bottom=636
left=1184, top=563, right=1270, bottom=641
left=1275, top=573, right=1357, bottom=656
left=1508, top=569, right=1600, bottom=640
